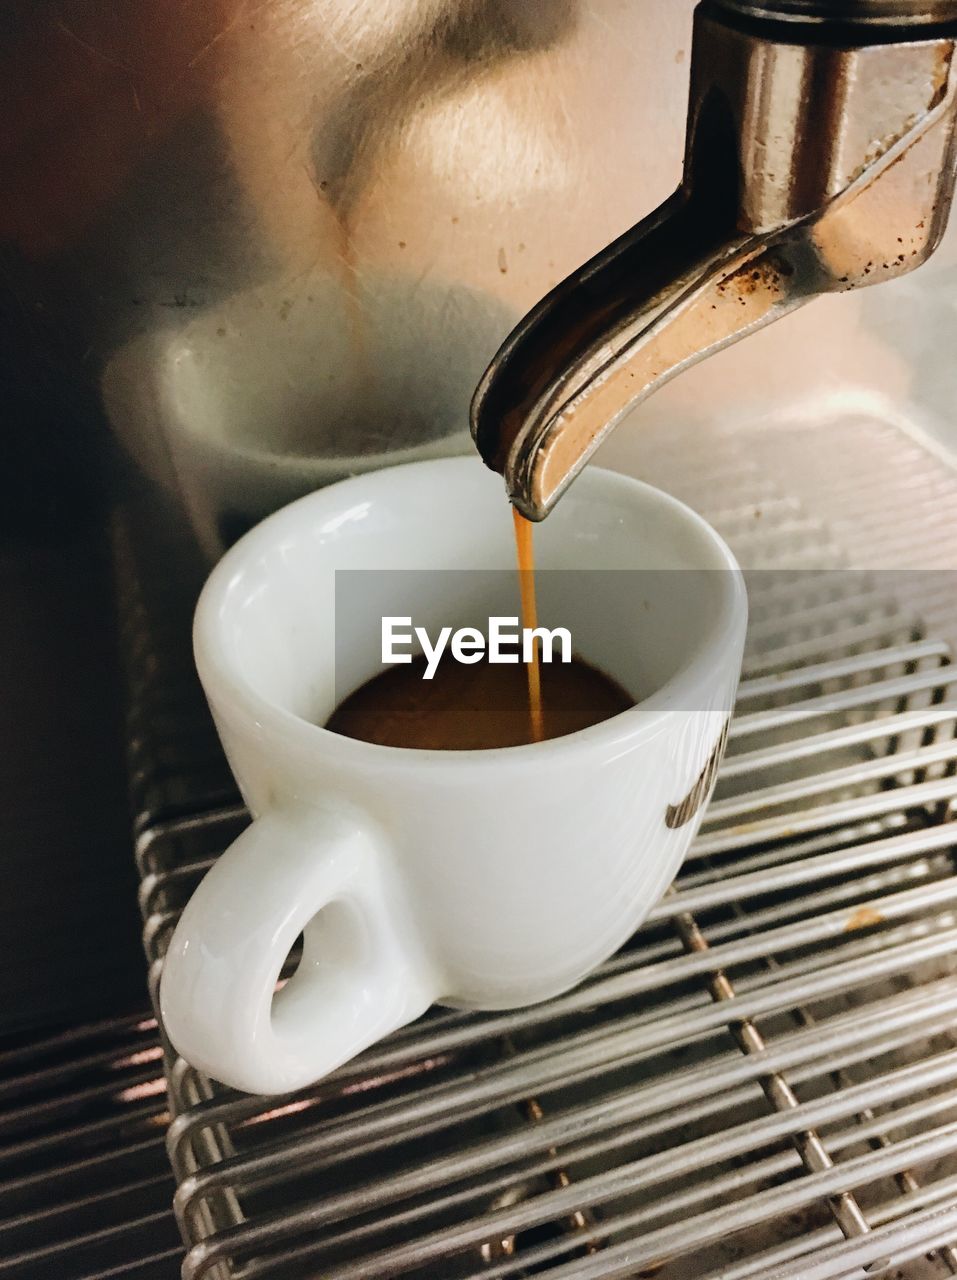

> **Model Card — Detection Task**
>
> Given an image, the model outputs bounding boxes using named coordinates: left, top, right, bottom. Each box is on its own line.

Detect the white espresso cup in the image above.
left=160, top=457, right=746, bottom=1095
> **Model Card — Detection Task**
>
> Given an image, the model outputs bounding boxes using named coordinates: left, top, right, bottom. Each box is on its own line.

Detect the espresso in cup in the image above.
left=326, top=496, right=633, bottom=749
left=326, top=652, right=634, bottom=750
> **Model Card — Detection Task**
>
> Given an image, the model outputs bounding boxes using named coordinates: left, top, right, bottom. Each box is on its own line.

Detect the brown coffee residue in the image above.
left=845, top=905, right=886, bottom=932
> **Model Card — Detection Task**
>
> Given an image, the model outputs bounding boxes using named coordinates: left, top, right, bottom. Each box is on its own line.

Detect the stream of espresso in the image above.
left=512, top=507, right=544, bottom=742
left=325, top=509, right=634, bottom=750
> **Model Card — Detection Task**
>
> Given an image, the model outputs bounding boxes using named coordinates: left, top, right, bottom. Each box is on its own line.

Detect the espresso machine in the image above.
left=6, top=2, right=957, bottom=1277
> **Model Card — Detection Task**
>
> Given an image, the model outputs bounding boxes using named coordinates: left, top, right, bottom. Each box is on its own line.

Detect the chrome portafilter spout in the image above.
left=471, top=0, right=957, bottom=521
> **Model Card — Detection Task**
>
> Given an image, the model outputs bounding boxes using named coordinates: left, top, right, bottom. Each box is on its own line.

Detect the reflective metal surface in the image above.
left=472, top=2, right=957, bottom=519
left=716, top=0, right=957, bottom=23
left=0, top=1010, right=180, bottom=1280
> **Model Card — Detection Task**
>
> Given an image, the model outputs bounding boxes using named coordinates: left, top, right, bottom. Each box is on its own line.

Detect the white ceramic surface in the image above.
left=160, top=458, right=747, bottom=1095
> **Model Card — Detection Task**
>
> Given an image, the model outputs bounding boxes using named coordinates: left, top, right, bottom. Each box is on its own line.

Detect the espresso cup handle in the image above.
left=160, top=807, right=437, bottom=1095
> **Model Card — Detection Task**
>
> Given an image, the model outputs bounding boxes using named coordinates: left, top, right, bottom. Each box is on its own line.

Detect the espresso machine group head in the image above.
left=471, top=0, right=957, bottom=520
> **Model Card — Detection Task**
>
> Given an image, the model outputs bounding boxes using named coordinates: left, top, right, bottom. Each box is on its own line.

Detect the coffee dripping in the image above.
left=511, top=506, right=545, bottom=741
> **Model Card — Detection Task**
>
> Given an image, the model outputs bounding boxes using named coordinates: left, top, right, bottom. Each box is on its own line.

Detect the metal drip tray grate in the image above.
left=0, top=1011, right=181, bottom=1280
left=120, top=410, right=957, bottom=1279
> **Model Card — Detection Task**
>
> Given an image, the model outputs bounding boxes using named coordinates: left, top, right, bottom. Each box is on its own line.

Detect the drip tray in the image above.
left=0, top=1010, right=180, bottom=1280
left=120, top=407, right=957, bottom=1279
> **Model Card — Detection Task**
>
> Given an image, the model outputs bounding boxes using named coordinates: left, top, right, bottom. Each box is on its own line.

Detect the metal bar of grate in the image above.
left=0, top=1010, right=182, bottom=1280
left=162, top=972, right=957, bottom=1184
left=167, top=975, right=957, bottom=1220
left=753, top=934, right=957, bottom=1276
left=669, top=902, right=878, bottom=1261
